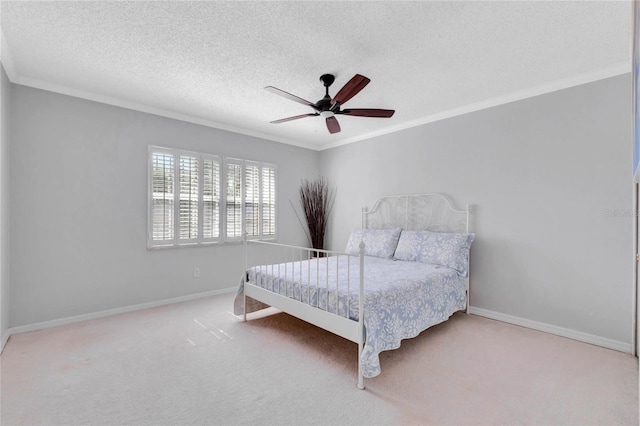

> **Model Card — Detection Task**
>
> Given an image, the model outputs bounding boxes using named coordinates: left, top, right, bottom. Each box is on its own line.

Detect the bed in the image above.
left=233, top=193, right=473, bottom=389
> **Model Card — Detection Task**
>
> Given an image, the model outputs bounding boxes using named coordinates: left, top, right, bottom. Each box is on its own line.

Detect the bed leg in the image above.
left=357, top=241, right=366, bottom=390
left=358, top=334, right=364, bottom=390
left=357, top=340, right=365, bottom=390
left=243, top=231, right=248, bottom=322
left=465, top=289, right=469, bottom=314
left=465, top=277, right=470, bottom=314
left=243, top=291, right=247, bottom=322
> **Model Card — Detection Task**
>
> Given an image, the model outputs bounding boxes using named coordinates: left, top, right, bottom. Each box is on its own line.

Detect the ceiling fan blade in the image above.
left=265, top=86, right=317, bottom=108
left=338, top=108, right=395, bottom=118
left=331, top=74, right=370, bottom=107
left=326, top=116, right=341, bottom=134
left=270, top=113, right=319, bottom=124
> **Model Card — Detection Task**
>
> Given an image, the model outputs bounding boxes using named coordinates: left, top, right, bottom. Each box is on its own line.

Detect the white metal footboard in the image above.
left=242, top=237, right=366, bottom=389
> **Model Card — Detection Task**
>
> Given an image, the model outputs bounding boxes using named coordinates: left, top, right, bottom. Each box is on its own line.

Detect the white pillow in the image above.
left=345, top=228, right=402, bottom=259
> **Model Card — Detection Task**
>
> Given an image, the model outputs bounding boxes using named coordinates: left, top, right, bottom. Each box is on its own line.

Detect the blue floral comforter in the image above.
left=234, top=255, right=466, bottom=378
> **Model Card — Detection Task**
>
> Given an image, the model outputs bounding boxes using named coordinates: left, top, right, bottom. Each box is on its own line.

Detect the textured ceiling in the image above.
left=0, top=1, right=632, bottom=150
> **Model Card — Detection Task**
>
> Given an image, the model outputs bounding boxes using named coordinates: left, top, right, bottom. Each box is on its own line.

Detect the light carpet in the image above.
left=1, top=292, right=637, bottom=425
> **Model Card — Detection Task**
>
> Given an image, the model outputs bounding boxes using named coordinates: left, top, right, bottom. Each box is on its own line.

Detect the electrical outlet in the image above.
left=193, top=267, right=201, bottom=278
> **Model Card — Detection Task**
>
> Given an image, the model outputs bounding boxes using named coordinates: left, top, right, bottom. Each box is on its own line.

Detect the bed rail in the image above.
left=242, top=236, right=367, bottom=389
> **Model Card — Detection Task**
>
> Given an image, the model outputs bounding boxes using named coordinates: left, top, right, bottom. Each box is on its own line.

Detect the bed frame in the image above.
left=242, top=193, right=471, bottom=389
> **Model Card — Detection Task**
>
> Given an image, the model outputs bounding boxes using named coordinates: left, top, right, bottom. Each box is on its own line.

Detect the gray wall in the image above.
left=7, top=74, right=634, bottom=350
left=320, top=74, right=633, bottom=345
left=1, top=64, right=10, bottom=343
left=9, top=85, right=319, bottom=327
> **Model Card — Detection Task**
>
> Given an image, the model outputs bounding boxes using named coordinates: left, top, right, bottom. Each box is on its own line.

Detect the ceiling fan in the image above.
left=265, top=74, right=395, bottom=134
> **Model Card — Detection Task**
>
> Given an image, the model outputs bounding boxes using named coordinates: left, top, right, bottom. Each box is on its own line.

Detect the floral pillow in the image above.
left=394, top=230, right=475, bottom=275
left=345, top=228, right=402, bottom=259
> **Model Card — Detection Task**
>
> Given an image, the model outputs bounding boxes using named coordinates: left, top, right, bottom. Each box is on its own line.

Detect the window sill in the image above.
left=147, top=237, right=278, bottom=250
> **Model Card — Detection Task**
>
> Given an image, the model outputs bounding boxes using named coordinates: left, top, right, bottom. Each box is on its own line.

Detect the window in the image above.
left=148, top=146, right=276, bottom=248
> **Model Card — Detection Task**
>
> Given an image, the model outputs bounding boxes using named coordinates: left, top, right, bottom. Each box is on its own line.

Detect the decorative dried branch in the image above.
left=289, top=198, right=311, bottom=247
left=299, top=177, right=335, bottom=251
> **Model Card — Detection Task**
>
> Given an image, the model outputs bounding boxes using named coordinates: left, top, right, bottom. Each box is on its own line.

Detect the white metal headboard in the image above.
left=362, top=193, right=470, bottom=233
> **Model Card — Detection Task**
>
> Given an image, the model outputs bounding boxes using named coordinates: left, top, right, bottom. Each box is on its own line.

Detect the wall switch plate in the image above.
left=193, top=268, right=201, bottom=278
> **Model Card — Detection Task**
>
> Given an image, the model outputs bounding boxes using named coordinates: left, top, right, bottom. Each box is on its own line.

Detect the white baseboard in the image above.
left=7, top=287, right=237, bottom=337
left=4, top=295, right=631, bottom=356
left=468, top=306, right=632, bottom=354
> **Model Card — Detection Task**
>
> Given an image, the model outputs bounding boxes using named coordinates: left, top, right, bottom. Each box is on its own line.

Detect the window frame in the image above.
left=147, top=146, right=277, bottom=249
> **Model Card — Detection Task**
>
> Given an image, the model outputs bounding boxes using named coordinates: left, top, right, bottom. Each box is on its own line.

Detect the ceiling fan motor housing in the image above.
left=316, top=96, right=334, bottom=112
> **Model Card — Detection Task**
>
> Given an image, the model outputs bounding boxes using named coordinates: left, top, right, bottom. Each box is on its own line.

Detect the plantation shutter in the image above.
left=244, top=162, right=260, bottom=237
left=262, top=165, right=276, bottom=237
left=178, top=153, right=199, bottom=241
left=202, top=155, right=221, bottom=240
left=225, top=160, right=243, bottom=238
left=150, top=149, right=175, bottom=243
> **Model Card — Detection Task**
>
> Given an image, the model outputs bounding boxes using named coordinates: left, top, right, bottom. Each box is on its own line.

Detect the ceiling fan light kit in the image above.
left=265, top=73, right=395, bottom=134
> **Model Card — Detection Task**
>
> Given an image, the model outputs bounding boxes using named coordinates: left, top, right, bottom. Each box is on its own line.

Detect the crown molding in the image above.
left=319, top=61, right=631, bottom=151
left=4, top=59, right=630, bottom=152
